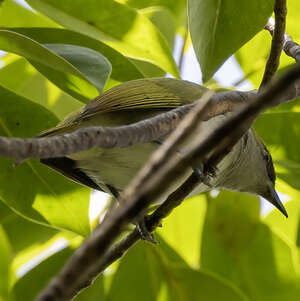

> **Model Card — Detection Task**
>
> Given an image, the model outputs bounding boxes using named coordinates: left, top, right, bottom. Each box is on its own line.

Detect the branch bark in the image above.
left=0, top=90, right=247, bottom=162
left=260, top=0, right=286, bottom=89
left=0, top=84, right=300, bottom=164
left=265, top=20, right=300, bottom=63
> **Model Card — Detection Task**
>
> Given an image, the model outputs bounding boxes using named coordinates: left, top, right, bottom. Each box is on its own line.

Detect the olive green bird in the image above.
left=39, top=78, right=287, bottom=223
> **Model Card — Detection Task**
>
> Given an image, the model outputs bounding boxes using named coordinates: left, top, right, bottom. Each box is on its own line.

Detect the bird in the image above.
left=38, top=77, right=287, bottom=238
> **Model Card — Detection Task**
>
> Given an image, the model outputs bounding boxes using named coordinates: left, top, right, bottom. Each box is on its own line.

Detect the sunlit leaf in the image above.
left=74, top=275, right=105, bottom=300
left=10, top=27, right=144, bottom=86
left=0, top=226, right=11, bottom=301
left=235, top=0, right=300, bottom=88
left=0, top=29, right=111, bottom=102
left=166, top=267, right=249, bottom=301
left=188, top=0, right=274, bottom=81
left=11, top=246, right=74, bottom=301
left=157, top=195, right=207, bottom=266
left=107, top=242, right=164, bottom=301
left=201, top=191, right=300, bottom=300
left=264, top=200, right=300, bottom=248
left=140, top=6, right=176, bottom=49
left=26, top=0, right=179, bottom=77
left=0, top=0, right=58, bottom=28
left=0, top=85, right=91, bottom=236
left=254, top=103, right=300, bottom=191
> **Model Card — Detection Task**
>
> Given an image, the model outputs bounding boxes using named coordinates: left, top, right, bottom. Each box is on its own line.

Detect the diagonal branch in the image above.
left=260, top=0, right=287, bottom=89
left=75, top=172, right=202, bottom=294
left=35, top=62, right=300, bottom=301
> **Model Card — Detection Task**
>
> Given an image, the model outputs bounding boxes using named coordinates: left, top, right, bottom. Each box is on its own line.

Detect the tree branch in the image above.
left=0, top=90, right=247, bottom=163
left=265, top=20, right=300, bottom=63
left=35, top=62, right=300, bottom=301
left=260, top=0, right=287, bottom=89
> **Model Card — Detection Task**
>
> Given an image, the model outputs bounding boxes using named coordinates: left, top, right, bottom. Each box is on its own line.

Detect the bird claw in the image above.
left=135, top=216, right=159, bottom=245
left=194, top=163, right=218, bottom=186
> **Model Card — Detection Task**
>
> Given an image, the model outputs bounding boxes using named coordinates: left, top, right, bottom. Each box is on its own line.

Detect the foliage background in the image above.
left=0, top=0, right=300, bottom=300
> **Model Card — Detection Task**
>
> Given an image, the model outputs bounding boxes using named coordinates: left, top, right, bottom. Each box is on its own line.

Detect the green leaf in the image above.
left=0, top=226, right=11, bottom=301
left=0, top=201, right=57, bottom=256
left=0, top=0, right=58, bottom=28
left=0, top=29, right=111, bottom=102
left=235, top=31, right=294, bottom=88
left=0, top=55, right=84, bottom=120
left=10, top=27, right=144, bottom=86
left=201, top=191, right=260, bottom=278
left=12, top=246, right=74, bottom=301
left=107, top=242, right=164, bottom=301
left=188, top=0, right=274, bottom=81
left=116, top=0, right=186, bottom=20
left=264, top=200, right=300, bottom=247
left=26, top=0, right=179, bottom=77
left=201, top=191, right=300, bottom=300
left=157, top=195, right=207, bottom=266
left=166, top=267, right=249, bottom=301
left=254, top=105, right=300, bottom=191
left=0, top=85, right=91, bottom=236
left=140, top=6, right=176, bottom=49
left=235, top=0, right=300, bottom=88
left=0, top=199, right=13, bottom=223
left=36, top=43, right=111, bottom=95
left=74, top=276, right=105, bottom=300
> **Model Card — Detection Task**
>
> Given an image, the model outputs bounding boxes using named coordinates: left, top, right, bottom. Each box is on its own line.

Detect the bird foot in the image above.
left=194, top=163, right=219, bottom=186
left=135, top=216, right=159, bottom=245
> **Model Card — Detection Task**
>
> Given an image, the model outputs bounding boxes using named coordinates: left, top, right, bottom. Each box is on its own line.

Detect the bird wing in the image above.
left=79, top=78, right=208, bottom=118
left=39, top=78, right=208, bottom=137
left=38, top=78, right=207, bottom=191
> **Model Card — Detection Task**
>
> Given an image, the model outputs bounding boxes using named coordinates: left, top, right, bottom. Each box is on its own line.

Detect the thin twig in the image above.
left=265, top=20, right=300, bottom=63
left=35, top=62, right=300, bottom=301
left=260, top=0, right=287, bottom=89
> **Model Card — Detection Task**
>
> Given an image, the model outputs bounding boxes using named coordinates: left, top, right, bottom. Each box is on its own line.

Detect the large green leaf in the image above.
left=0, top=29, right=111, bottom=102
left=188, top=0, right=274, bottom=81
left=107, top=242, right=164, bottom=301
left=0, top=55, right=83, bottom=119
left=235, top=0, right=300, bottom=88
left=157, top=195, right=207, bottom=266
left=0, top=201, right=57, bottom=256
left=10, top=27, right=144, bottom=86
left=166, top=267, right=249, bottom=301
left=74, top=276, right=105, bottom=301
left=26, top=0, right=179, bottom=77
left=264, top=200, right=300, bottom=247
left=201, top=191, right=300, bottom=300
left=0, top=226, right=11, bottom=301
left=235, top=31, right=294, bottom=88
left=140, top=6, right=176, bottom=49
left=0, top=0, right=58, bottom=28
left=12, top=246, right=74, bottom=301
left=254, top=102, right=300, bottom=191
left=116, top=0, right=186, bottom=20
left=0, top=85, right=91, bottom=236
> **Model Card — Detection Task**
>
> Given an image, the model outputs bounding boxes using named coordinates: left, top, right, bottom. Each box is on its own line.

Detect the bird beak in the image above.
left=263, top=184, right=288, bottom=217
